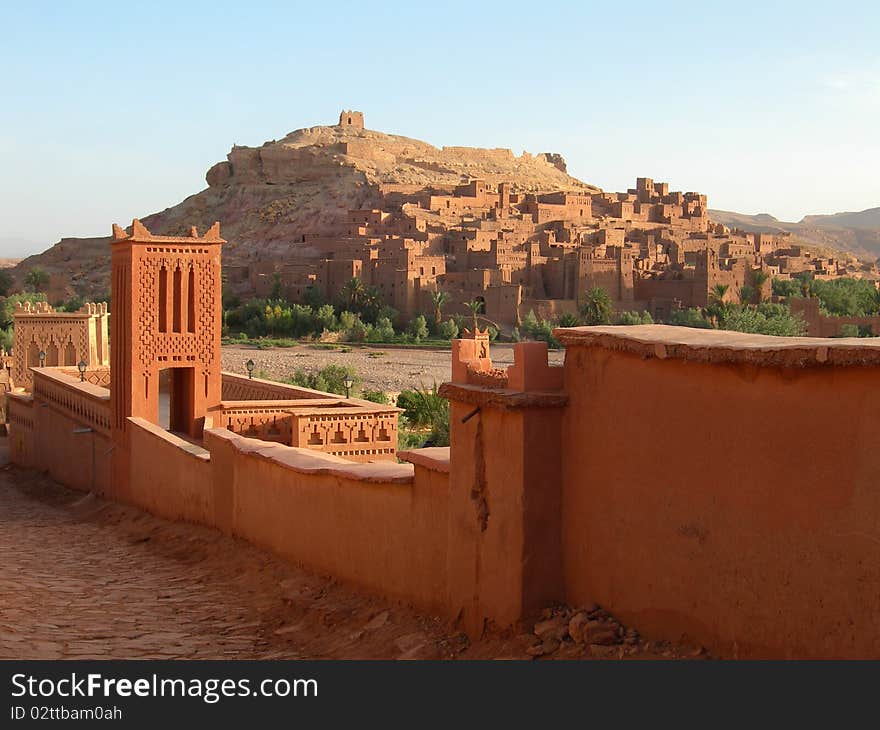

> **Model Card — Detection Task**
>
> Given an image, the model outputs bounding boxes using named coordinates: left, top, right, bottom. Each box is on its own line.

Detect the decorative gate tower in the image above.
left=109, top=219, right=224, bottom=451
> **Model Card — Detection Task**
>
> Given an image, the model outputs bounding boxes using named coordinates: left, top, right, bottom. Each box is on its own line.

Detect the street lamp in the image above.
left=246, top=359, right=255, bottom=379
left=38, top=350, right=46, bottom=367
left=343, top=376, right=354, bottom=398
left=77, top=360, right=87, bottom=382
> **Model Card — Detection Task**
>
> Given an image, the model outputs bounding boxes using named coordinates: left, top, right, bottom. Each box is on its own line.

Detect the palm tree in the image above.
left=738, top=284, right=756, bottom=305
left=751, top=271, right=769, bottom=303
left=430, top=291, right=450, bottom=327
left=578, top=286, right=613, bottom=326
left=341, top=277, right=365, bottom=310
left=464, top=299, right=483, bottom=333
left=709, top=283, right=729, bottom=304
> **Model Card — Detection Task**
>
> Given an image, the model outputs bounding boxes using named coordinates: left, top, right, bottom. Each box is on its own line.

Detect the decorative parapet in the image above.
left=12, top=301, right=110, bottom=391
left=553, top=324, right=880, bottom=368
left=214, top=389, right=403, bottom=462
left=221, top=371, right=330, bottom=401
left=31, top=367, right=111, bottom=436
left=207, top=427, right=413, bottom=484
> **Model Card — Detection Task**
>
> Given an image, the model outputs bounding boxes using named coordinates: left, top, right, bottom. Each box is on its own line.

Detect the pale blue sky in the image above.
left=1, top=1, right=878, bottom=257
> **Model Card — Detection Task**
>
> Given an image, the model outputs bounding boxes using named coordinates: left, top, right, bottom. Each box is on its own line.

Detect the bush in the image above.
left=360, top=389, right=390, bottom=404
left=719, top=303, right=806, bottom=337
left=616, top=310, right=654, bottom=325
left=408, top=315, right=429, bottom=343
left=314, top=303, right=337, bottom=332
left=366, top=316, right=395, bottom=343
left=0, top=326, right=13, bottom=353
left=557, top=312, right=580, bottom=328
left=289, top=364, right=359, bottom=395
left=0, top=292, right=46, bottom=328
left=667, top=307, right=712, bottom=328
left=438, top=318, right=459, bottom=340
left=810, top=278, right=880, bottom=317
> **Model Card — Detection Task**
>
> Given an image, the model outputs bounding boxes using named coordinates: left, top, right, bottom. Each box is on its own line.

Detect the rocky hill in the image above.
left=710, top=208, right=880, bottom=262
left=10, top=117, right=594, bottom=302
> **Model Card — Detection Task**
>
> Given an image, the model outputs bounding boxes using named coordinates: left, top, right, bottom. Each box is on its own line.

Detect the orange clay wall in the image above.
left=559, top=343, right=880, bottom=659
left=206, top=430, right=449, bottom=611
left=8, top=372, right=451, bottom=614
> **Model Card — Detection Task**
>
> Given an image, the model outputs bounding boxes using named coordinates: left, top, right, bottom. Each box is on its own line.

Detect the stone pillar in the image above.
left=440, top=340, right=567, bottom=637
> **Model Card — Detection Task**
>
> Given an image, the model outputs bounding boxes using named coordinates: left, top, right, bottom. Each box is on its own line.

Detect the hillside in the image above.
left=9, top=117, right=594, bottom=302
left=710, top=208, right=880, bottom=261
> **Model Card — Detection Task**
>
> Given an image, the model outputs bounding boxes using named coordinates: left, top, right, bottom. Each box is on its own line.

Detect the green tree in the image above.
left=24, top=267, right=49, bottom=293
left=0, top=292, right=46, bottom=328
left=408, top=314, right=429, bottom=342
left=0, top=269, right=12, bottom=297
left=430, top=291, right=450, bottom=329
left=738, top=285, right=756, bottom=305
left=751, top=271, right=769, bottom=303
left=438, top=318, right=459, bottom=340
left=341, top=277, right=365, bottom=311
left=578, top=286, right=613, bottom=325
left=464, top=299, right=483, bottom=333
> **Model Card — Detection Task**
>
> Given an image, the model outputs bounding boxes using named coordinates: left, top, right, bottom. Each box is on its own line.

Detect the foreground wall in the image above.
left=8, top=365, right=450, bottom=615
left=556, top=326, right=880, bottom=658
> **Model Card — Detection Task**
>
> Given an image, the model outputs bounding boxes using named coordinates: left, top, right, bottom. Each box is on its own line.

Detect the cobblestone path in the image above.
left=0, top=439, right=457, bottom=660
left=0, top=439, right=697, bottom=661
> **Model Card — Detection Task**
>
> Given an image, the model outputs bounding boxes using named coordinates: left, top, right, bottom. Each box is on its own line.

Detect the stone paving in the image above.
left=0, top=438, right=700, bottom=660
left=0, top=438, right=458, bottom=660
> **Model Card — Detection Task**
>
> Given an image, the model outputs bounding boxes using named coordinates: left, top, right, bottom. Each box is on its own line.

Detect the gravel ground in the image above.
left=222, top=343, right=566, bottom=397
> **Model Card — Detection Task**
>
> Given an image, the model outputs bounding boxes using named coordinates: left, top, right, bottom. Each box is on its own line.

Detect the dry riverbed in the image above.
left=222, top=343, right=565, bottom=397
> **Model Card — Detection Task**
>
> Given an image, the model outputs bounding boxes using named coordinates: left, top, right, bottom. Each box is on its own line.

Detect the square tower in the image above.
left=110, top=219, right=224, bottom=440
left=338, top=109, right=365, bottom=129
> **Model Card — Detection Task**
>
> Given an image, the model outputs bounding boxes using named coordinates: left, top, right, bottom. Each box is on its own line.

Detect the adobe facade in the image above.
left=231, top=154, right=873, bottom=328
left=11, top=300, right=109, bottom=391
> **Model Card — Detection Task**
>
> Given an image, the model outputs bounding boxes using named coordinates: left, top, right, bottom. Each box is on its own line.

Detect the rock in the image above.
left=363, top=609, right=389, bottom=631
left=534, top=616, right=568, bottom=642
left=583, top=620, right=620, bottom=646
left=568, top=612, right=589, bottom=644
left=525, top=636, right=560, bottom=657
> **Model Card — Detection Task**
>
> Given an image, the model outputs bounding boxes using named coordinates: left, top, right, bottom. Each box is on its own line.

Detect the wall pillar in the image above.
left=440, top=339, right=567, bottom=637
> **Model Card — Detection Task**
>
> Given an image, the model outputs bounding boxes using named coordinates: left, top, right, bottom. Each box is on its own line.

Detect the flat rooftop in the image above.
left=554, top=325, right=880, bottom=368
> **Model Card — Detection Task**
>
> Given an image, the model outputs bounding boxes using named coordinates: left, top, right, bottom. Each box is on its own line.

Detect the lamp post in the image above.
left=246, top=359, right=255, bottom=379
left=77, top=360, right=87, bottom=382
left=38, top=350, right=46, bottom=368
left=343, top=376, right=354, bottom=398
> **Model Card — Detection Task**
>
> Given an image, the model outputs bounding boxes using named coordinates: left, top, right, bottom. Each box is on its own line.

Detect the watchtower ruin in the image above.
left=338, top=109, right=364, bottom=129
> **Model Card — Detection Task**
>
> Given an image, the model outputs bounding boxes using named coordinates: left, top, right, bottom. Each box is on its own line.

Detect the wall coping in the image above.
left=206, top=427, right=414, bottom=484
left=554, top=324, right=880, bottom=368
left=128, top=417, right=210, bottom=461
left=398, top=447, right=450, bottom=473
left=438, top=382, right=569, bottom=409
left=33, top=367, right=111, bottom=401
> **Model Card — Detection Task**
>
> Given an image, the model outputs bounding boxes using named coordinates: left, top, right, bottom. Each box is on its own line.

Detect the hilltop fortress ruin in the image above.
left=200, top=111, right=876, bottom=326
left=15, top=110, right=870, bottom=315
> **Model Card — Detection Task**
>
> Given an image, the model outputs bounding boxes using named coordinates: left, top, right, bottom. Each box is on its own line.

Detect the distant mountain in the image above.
left=710, top=207, right=880, bottom=261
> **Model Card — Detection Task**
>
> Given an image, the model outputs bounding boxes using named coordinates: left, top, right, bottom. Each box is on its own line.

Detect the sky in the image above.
left=1, top=0, right=878, bottom=258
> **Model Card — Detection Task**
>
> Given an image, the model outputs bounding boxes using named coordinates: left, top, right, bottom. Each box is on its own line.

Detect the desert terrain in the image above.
left=221, top=343, right=566, bottom=397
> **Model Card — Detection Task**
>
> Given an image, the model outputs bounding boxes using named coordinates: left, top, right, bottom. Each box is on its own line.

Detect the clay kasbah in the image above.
left=0, top=2, right=877, bottom=723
